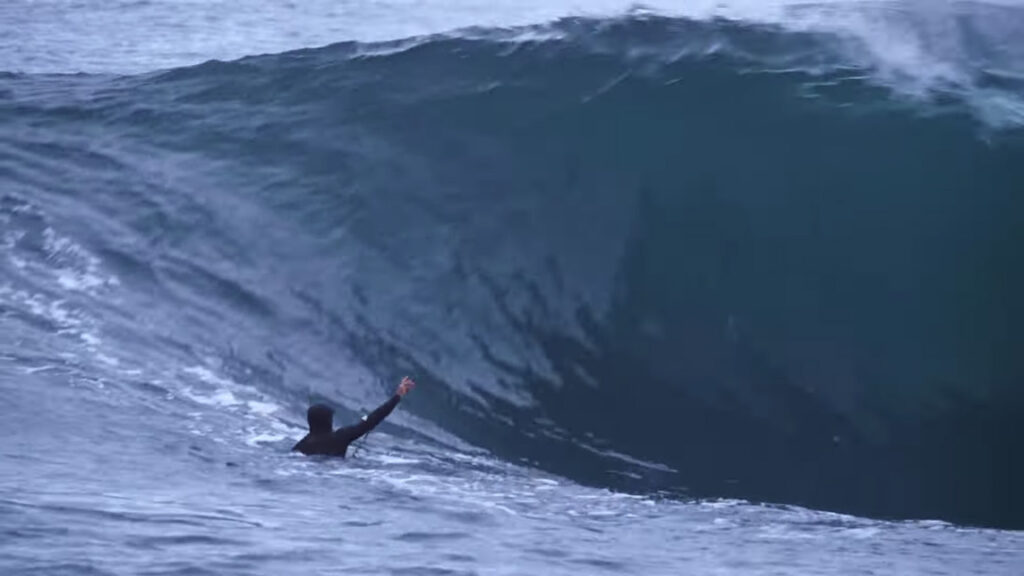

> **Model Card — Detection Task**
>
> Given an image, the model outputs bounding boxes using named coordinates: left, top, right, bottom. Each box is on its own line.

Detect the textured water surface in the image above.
left=2, top=1, right=1023, bottom=574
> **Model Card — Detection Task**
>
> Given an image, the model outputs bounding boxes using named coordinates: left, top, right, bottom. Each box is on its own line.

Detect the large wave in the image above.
left=1, top=14, right=1022, bottom=527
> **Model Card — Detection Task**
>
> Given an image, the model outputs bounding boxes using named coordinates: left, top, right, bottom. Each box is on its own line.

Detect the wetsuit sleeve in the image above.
left=334, top=395, right=401, bottom=444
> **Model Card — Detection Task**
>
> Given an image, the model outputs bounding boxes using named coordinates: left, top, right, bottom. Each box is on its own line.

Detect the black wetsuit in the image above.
left=292, top=395, right=401, bottom=457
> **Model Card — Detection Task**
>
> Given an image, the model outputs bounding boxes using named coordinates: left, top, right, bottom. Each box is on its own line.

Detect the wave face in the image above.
left=2, top=14, right=1023, bottom=528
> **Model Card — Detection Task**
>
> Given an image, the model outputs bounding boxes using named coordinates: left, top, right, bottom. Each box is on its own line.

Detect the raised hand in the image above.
left=396, top=376, right=416, bottom=397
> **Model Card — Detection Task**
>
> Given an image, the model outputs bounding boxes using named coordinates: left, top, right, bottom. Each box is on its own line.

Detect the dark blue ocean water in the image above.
left=2, top=1, right=1024, bottom=574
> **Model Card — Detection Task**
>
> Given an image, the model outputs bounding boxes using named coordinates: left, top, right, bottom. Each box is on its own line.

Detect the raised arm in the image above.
left=334, top=377, right=415, bottom=444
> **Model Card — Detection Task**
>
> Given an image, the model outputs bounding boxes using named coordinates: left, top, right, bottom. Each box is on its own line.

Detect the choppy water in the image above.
left=2, top=1, right=1023, bottom=574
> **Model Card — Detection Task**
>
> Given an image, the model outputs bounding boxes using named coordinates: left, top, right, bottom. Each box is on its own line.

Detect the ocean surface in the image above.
left=2, top=1, right=1024, bottom=574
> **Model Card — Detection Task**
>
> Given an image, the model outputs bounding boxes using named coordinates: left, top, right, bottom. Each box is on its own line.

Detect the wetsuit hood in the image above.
left=307, top=404, right=334, bottom=434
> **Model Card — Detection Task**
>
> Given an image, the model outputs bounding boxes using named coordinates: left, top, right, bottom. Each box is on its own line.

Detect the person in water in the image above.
left=292, top=376, right=416, bottom=457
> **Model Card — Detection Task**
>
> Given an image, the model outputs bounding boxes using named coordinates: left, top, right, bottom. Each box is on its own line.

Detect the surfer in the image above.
left=292, top=376, right=416, bottom=457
